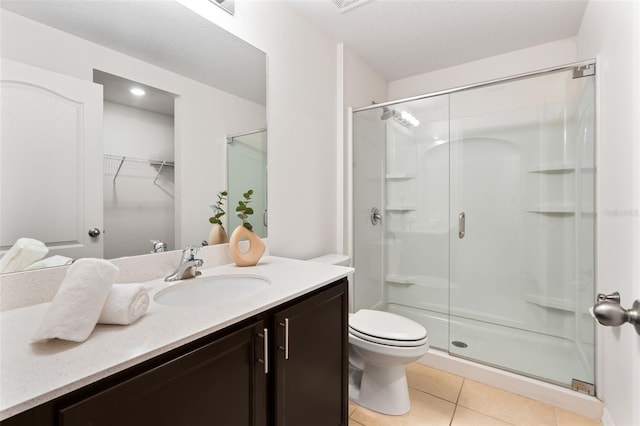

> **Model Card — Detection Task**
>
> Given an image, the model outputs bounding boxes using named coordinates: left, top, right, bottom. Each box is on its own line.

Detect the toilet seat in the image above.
left=349, top=309, right=427, bottom=347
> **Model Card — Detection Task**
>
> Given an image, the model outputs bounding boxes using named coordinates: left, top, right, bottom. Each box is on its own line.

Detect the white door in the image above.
left=1, top=58, right=103, bottom=261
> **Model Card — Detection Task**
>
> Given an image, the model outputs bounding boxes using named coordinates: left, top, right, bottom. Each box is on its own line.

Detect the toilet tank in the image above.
left=309, top=254, right=353, bottom=312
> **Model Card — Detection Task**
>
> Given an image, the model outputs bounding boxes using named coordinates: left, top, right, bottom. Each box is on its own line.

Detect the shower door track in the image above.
left=352, top=59, right=596, bottom=112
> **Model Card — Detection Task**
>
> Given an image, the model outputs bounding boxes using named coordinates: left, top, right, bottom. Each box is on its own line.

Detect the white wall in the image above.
left=388, top=38, right=578, bottom=100
left=577, top=2, right=640, bottom=425
left=0, top=10, right=266, bottom=251
left=103, top=102, right=175, bottom=258
left=177, top=0, right=338, bottom=259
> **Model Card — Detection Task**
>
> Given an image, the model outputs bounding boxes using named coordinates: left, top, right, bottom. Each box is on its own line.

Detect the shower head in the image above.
left=380, top=107, right=394, bottom=121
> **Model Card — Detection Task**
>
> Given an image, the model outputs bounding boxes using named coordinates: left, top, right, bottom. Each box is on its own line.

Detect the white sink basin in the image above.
left=154, top=274, right=270, bottom=307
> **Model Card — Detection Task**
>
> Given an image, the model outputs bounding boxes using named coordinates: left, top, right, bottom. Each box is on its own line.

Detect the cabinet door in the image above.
left=274, top=280, right=348, bottom=426
left=59, top=321, right=267, bottom=426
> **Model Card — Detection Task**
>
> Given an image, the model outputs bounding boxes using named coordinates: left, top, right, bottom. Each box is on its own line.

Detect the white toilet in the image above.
left=309, top=255, right=429, bottom=416
left=348, top=309, right=428, bottom=415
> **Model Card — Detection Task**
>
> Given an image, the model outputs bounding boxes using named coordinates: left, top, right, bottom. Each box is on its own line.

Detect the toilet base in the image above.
left=349, top=364, right=411, bottom=416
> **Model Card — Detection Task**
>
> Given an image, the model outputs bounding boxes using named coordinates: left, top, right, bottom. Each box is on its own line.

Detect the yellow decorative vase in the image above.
left=208, top=224, right=229, bottom=245
left=229, top=225, right=265, bottom=267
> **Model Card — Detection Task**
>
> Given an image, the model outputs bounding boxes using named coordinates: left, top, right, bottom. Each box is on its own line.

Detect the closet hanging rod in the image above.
left=104, top=154, right=175, bottom=168
left=104, top=154, right=174, bottom=183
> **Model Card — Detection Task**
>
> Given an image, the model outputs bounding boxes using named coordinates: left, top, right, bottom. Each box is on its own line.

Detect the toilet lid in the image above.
left=349, top=310, right=427, bottom=344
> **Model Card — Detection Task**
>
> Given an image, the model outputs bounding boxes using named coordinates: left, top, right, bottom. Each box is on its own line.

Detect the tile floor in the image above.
left=348, top=363, right=601, bottom=426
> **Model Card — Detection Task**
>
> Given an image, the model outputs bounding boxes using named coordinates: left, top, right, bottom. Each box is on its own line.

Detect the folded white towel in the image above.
left=0, top=238, right=49, bottom=273
left=98, top=284, right=150, bottom=325
left=33, top=258, right=119, bottom=342
left=25, top=255, right=73, bottom=270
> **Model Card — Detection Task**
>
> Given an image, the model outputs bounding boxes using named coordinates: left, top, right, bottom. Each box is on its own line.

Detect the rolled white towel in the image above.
left=98, top=284, right=150, bottom=325
left=33, top=258, right=119, bottom=342
left=25, top=255, right=73, bottom=270
left=0, top=237, right=49, bottom=273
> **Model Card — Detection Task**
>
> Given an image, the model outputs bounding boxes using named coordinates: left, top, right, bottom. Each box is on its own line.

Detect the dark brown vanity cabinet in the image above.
left=274, top=282, right=348, bottom=426
left=59, top=321, right=268, bottom=426
left=1, top=278, right=347, bottom=426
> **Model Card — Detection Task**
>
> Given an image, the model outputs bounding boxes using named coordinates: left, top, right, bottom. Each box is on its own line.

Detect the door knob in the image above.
left=88, top=228, right=101, bottom=238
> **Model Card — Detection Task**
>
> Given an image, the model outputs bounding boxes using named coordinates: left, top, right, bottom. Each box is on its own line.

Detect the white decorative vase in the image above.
left=208, top=224, right=229, bottom=245
left=229, top=225, right=265, bottom=267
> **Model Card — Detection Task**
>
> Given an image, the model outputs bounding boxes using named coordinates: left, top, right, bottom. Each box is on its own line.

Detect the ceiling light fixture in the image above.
left=332, top=0, right=373, bottom=13
left=130, top=87, right=146, bottom=97
left=393, top=111, right=420, bottom=128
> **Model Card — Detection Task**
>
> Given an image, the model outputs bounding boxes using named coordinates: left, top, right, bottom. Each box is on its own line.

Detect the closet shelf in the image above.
left=104, top=154, right=174, bottom=183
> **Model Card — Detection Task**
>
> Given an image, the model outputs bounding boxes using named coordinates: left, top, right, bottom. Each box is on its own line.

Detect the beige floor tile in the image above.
left=457, top=380, right=556, bottom=426
left=555, top=407, right=601, bottom=426
left=349, top=418, right=367, bottom=426
left=349, top=400, right=358, bottom=416
left=350, top=388, right=456, bottom=426
left=406, top=363, right=464, bottom=403
left=451, top=406, right=513, bottom=426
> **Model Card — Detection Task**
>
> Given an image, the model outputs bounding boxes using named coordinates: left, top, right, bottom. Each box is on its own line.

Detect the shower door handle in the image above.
left=371, top=207, right=382, bottom=225
left=458, top=212, right=465, bottom=239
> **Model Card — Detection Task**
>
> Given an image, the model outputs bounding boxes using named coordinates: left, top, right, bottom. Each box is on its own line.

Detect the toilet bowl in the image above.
left=308, top=255, right=428, bottom=415
left=348, top=309, right=429, bottom=415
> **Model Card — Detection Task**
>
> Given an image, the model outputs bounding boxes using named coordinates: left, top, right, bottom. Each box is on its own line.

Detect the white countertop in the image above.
left=0, top=256, right=353, bottom=420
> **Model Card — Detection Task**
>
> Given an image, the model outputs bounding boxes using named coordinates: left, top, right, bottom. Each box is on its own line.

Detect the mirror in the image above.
left=0, top=1, right=267, bottom=273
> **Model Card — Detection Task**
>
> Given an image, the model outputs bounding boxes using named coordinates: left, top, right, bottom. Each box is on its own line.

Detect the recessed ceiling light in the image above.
left=130, top=87, right=146, bottom=96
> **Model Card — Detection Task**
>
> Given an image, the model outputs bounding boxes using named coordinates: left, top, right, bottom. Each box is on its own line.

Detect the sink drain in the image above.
left=451, top=341, right=468, bottom=348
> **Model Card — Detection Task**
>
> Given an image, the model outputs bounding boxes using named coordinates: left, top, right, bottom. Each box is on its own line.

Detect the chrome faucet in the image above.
left=151, top=239, right=167, bottom=253
left=165, top=247, right=203, bottom=282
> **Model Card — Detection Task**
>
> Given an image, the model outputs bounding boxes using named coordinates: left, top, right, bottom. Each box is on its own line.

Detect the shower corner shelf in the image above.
left=527, top=162, right=574, bottom=173
left=385, top=173, right=416, bottom=180
left=386, top=274, right=417, bottom=285
left=526, top=294, right=575, bottom=312
left=386, top=205, right=417, bottom=212
left=528, top=204, right=575, bottom=214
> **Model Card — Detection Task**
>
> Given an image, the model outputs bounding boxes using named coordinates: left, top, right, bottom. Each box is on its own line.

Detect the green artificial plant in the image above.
left=235, top=189, right=255, bottom=231
left=209, top=190, right=228, bottom=227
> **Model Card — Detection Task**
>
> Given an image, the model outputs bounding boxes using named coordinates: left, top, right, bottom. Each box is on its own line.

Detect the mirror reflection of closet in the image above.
left=227, top=130, right=267, bottom=238
left=95, top=71, right=176, bottom=258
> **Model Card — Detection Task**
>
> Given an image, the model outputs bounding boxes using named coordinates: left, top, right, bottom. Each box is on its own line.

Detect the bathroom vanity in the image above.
left=0, top=257, right=351, bottom=426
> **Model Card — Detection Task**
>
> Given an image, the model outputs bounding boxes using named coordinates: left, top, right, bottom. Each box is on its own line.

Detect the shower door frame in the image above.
left=349, top=59, right=597, bottom=389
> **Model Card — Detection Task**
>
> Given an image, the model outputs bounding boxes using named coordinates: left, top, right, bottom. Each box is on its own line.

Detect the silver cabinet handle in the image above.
left=458, top=212, right=465, bottom=239
left=258, top=328, right=269, bottom=374
left=278, top=318, right=290, bottom=360
left=284, top=318, right=289, bottom=360
left=264, top=328, right=269, bottom=373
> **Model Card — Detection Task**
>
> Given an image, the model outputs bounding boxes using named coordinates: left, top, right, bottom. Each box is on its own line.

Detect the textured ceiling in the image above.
left=1, top=1, right=267, bottom=106
left=285, top=0, right=588, bottom=81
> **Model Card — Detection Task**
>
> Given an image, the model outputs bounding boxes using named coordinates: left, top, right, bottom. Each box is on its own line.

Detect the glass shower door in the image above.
left=448, top=69, right=595, bottom=387
left=352, top=108, right=386, bottom=311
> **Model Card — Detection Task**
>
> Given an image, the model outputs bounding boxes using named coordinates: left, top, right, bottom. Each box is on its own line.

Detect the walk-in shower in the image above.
left=352, top=62, right=596, bottom=390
